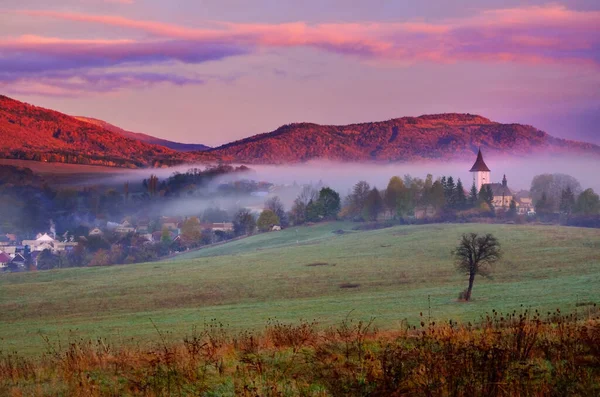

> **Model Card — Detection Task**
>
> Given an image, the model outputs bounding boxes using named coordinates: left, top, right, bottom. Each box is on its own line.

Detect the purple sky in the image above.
left=1, top=1, right=599, bottom=146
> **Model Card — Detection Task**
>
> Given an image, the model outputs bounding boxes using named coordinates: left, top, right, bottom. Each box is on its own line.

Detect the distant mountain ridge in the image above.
left=208, top=113, right=600, bottom=163
left=1, top=95, right=599, bottom=168
left=74, top=117, right=211, bottom=152
left=0, top=95, right=189, bottom=168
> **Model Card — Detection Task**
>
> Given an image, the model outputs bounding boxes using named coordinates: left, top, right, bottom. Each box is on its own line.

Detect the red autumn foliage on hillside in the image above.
left=210, top=113, right=600, bottom=163
left=0, top=95, right=189, bottom=168
left=2, top=95, right=599, bottom=167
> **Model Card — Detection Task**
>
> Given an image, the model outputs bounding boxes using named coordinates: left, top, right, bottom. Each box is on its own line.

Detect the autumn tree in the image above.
left=454, top=233, right=502, bottom=301
left=180, top=217, right=202, bottom=247
left=257, top=209, right=280, bottom=232
left=384, top=176, right=404, bottom=217
left=160, top=226, right=172, bottom=244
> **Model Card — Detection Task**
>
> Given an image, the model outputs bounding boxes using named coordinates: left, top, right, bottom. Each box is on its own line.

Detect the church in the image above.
left=469, top=149, right=532, bottom=213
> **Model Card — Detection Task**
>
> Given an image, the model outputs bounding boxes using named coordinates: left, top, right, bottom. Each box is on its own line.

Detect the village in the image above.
left=1, top=150, right=598, bottom=272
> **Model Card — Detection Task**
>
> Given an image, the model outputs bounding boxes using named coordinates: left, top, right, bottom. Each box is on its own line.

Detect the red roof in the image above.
left=469, top=149, right=491, bottom=172
left=0, top=253, right=11, bottom=263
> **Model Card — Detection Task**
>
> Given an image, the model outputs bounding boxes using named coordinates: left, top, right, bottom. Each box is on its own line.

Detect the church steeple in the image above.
left=470, top=149, right=491, bottom=192
left=469, top=149, right=491, bottom=172
left=502, top=174, right=507, bottom=188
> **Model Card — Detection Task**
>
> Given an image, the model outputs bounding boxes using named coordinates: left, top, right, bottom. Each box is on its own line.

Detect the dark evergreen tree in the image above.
left=535, top=192, right=553, bottom=216
left=316, top=187, right=341, bottom=220
left=445, top=176, right=456, bottom=207
left=559, top=186, right=576, bottom=215
left=469, top=182, right=478, bottom=207
left=508, top=198, right=518, bottom=218
left=454, top=178, right=467, bottom=209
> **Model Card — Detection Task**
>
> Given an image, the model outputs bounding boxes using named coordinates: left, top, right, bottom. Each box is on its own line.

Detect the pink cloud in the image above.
left=2, top=4, right=599, bottom=96
left=102, top=0, right=134, bottom=4
left=0, top=70, right=206, bottom=97
left=14, top=4, right=600, bottom=66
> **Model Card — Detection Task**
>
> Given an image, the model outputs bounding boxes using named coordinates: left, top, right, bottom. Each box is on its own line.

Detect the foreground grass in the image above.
left=1, top=223, right=599, bottom=356
left=1, top=310, right=599, bottom=396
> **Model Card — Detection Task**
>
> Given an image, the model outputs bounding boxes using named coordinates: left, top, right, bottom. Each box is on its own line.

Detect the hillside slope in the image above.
left=74, top=116, right=211, bottom=152
left=1, top=223, right=599, bottom=355
left=0, top=95, right=190, bottom=168
left=210, top=114, right=600, bottom=163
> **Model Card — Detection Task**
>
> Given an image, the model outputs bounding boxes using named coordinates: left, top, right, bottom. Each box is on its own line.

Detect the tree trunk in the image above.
left=466, top=272, right=476, bottom=301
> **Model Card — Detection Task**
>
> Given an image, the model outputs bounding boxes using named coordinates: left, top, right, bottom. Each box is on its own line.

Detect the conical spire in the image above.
left=469, top=149, right=491, bottom=172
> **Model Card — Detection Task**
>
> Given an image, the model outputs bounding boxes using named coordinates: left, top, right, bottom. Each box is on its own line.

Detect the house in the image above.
left=136, top=222, right=150, bottom=234
left=0, top=245, right=18, bottom=255
left=139, top=233, right=154, bottom=242
left=89, top=228, right=104, bottom=237
left=486, top=177, right=513, bottom=210
left=0, top=252, right=11, bottom=269
left=0, top=235, right=11, bottom=247
left=210, top=222, right=234, bottom=232
left=9, top=253, right=26, bottom=272
left=160, top=217, right=181, bottom=232
left=22, top=233, right=56, bottom=252
left=516, top=197, right=534, bottom=214
left=54, top=241, right=79, bottom=252
left=115, top=221, right=136, bottom=234
left=22, top=233, right=78, bottom=253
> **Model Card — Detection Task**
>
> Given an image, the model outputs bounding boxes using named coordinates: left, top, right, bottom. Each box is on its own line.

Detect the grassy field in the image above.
left=1, top=222, right=599, bottom=356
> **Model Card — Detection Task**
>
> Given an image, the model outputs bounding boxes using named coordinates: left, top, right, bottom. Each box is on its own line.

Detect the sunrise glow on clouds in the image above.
left=2, top=4, right=599, bottom=95
left=0, top=1, right=598, bottom=144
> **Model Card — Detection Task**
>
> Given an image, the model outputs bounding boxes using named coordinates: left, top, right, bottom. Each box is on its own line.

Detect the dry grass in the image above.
left=1, top=309, right=599, bottom=396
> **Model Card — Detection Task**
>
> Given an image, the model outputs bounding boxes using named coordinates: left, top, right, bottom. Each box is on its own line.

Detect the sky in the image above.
left=1, top=1, right=599, bottom=146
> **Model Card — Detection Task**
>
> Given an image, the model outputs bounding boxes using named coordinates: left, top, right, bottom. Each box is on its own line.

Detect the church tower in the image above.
left=469, top=149, right=491, bottom=192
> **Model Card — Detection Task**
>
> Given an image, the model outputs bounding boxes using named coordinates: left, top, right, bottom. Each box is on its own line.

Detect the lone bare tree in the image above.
left=453, top=233, right=501, bottom=301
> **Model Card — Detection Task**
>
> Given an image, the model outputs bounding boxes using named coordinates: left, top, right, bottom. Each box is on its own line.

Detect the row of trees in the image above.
left=536, top=186, right=600, bottom=217
left=250, top=173, right=599, bottom=234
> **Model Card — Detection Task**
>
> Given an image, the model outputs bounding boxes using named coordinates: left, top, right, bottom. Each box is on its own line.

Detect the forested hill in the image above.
left=0, top=95, right=190, bottom=168
left=208, top=114, right=600, bottom=163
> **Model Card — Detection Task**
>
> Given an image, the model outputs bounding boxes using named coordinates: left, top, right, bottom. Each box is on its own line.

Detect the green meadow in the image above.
left=1, top=222, right=599, bottom=355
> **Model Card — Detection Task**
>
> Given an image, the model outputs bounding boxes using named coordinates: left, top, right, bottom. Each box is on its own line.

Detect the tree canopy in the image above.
left=453, top=233, right=502, bottom=301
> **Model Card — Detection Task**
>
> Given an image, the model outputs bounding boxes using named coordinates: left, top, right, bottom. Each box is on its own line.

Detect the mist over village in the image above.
left=0, top=1, right=599, bottom=395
